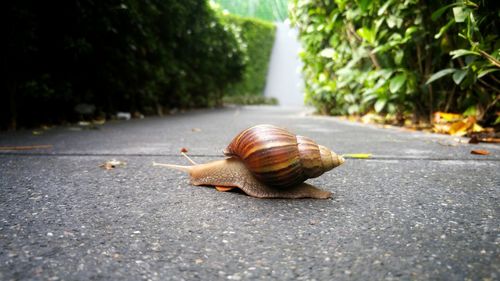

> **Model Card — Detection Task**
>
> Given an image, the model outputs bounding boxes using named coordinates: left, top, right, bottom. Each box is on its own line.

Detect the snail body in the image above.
left=154, top=124, right=344, bottom=199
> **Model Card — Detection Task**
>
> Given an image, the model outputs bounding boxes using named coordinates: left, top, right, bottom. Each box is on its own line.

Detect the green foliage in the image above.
left=223, top=95, right=278, bottom=105
left=3, top=0, right=245, bottom=129
left=212, top=0, right=288, bottom=22
left=290, top=0, right=499, bottom=124
left=220, top=14, right=276, bottom=97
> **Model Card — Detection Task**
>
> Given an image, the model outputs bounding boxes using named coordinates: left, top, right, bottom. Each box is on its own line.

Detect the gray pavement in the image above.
left=0, top=106, right=498, bottom=280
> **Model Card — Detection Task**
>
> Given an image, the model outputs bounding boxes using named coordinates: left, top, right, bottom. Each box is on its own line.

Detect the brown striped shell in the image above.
left=223, top=124, right=344, bottom=188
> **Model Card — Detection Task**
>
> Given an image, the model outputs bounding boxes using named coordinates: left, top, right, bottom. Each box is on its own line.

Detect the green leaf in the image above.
left=478, top=68, right=500, bottom=78
left=426, top=68, right=456, bottom=84
left=394, top=50, right=404, bottom=65
left=452, top=7, right=468, bottom=23
left=452, top=69, right=468, bottom=85
left=463, top=105, right=477, bottom=117
left=389, top=73, right=406, bottom=93
left=372, top=44, right=392, bottom=54
left=434, top=19, right=454, bottom=39
left=494, top=115, right=500, bottom=125
left=357, top=27, right=376, bottom=44
left=404, top=26, right=418, bottom=38
left=374, top=98, right=387, bottom=112
left=319, top=48, right=335, bottom=58
left=357, top=0, right=372, bottom=13
left=342, top=153, right=372, bottom=159
left=347, top=104, right=360, bottom=114
left=377, top=0, right=393, bottom=16
left=431, top=3, right=459, bottom=21
left=450, top=49, right=480, bottom=59
left=386, top=15, right=397, bottom=28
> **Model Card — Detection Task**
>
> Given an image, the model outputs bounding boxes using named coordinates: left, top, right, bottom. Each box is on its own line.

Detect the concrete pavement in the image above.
left=0, top=106, right=498, bottom=280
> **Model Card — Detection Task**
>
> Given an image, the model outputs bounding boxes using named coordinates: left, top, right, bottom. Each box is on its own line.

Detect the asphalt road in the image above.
left=1, top=106, right=498, bottom=280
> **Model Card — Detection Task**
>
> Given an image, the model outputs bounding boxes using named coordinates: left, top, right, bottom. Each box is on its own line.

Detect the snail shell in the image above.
left=223, top=124, right=344, bottom=188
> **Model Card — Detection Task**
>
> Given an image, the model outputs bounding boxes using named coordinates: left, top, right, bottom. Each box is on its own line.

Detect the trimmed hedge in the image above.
left=290, top=0, right=499, bottom=125
left=222, top=14, right=276, bottom=97
left=3, top=0, right=245, bottom=129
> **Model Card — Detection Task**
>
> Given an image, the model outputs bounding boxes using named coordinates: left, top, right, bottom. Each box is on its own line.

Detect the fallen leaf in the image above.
left=472, top=123, right=484, bottom=132
left=192, top=128, right=202, bottom=132
left=99, top=159, right=126, bottom=170
left=361, top=113, right=384, bottom=124
left=449, top=117, right=475, bottom=136
left=471, top=149, right=490, bottom=155
left=434, top=112, right=462, bottom=123
left=342, top=153, right=372, bottom=159
left=478, top=137, right=500, bottom=143
left=0, top=145, right=53, bottom=151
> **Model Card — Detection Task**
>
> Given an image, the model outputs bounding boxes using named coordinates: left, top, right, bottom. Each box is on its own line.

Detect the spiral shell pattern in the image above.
left=223, top=124, right=344, bottom=188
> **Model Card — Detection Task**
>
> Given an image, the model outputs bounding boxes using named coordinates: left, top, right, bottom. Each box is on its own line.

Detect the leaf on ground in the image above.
left=99, top=159, right=126, bottom=170
left=191, top=128, right=202, bottom=132
left=361, top=113, right=385, bottom=124
left=470, top=149, right=490, bottom=155
left=448, top=121, right=469, bottom=136
left=342, top=153, right=372, bottom=159
left=0, top=145, right=53, bottom=151
left=478, top=138, right=500, bottom=143
left=432, top=114, right=482, bottom=136
left=434, top=112, right=462, bottom=123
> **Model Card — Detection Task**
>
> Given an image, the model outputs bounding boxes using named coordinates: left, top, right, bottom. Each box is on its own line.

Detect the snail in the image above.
left=153, top=124, right=344, bottom=199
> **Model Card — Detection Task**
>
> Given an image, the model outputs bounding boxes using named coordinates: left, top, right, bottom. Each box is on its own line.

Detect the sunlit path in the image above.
left=264, top=21, right=305, bottom=107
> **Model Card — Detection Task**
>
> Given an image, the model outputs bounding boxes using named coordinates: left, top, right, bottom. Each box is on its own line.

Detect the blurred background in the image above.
left=3, top=0, right=499, bottom=138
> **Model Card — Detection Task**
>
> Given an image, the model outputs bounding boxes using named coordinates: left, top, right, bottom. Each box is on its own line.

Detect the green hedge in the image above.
left=3, top=0, right=245, bottom=129
left=290, top=0, right=499, bottom=125
left=222, top=14, right=276, bottom=97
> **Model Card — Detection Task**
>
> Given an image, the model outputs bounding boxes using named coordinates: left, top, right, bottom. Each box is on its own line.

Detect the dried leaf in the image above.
left=478, top=138, right=500, bottom=143
left=434, top=112, right=462, bottom=123
left=470, top=149, right=490, bottom=155
left=343, top=153, right=372, bottom=159
left=432, top=123, right=451, bottom=134
left=0, top=145, right=53, bottom=150
left=448, top=120, right=469, bottom=136
left=100, top=159, right=126, bottom=170
left=191, top=128, right=202, bottom=132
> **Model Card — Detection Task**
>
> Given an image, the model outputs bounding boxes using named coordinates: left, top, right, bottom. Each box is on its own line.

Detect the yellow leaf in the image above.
left=433, top=123, right=451, bottom=134
left=434, top=112, right=463, bottom=123
left=472, top=123, right=484, bottom=132
left=342, top=153, right=372, bottom=159
left=448, top=120, right=469, bottom=136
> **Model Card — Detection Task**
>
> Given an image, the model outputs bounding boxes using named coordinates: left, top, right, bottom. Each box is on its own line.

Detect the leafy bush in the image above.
left=3, top=0, right=245, bottom=129
left=290, top=0, right=499, bottom=125
left=220, top=14, right=276, bottom=97
left=223, top=95, right=278, bottom=105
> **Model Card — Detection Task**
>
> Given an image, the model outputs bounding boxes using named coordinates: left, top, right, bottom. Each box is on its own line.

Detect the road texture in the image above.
left=0, top=106, right=498, bottom=280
